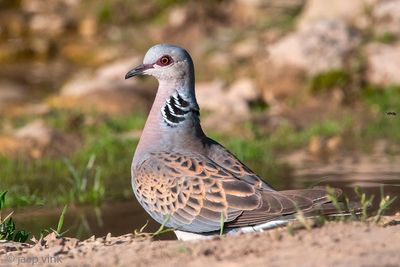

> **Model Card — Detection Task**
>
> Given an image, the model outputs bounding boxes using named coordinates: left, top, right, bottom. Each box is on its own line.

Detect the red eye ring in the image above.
left=157, top=55, right=173, bottom=66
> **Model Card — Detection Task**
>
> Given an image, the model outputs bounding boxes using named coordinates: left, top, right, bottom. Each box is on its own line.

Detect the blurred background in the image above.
left=0, top=0, right=399, bottom=239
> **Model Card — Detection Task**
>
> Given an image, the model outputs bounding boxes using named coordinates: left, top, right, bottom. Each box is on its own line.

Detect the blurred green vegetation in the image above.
left=361, top=86, right=400, bottom=142
left=371, top=32, right=398, bottom=44
left=257, top=3, right=303, bottom=31
left=362, top=86, right=400, bottom=112
left=310, top=69, right=350, bottom=92
left=0, top=110, right=143, bottom=207
left=94, top=0, right=216, bottom=25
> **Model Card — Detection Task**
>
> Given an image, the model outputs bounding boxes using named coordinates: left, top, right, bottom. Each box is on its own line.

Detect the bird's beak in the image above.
left=125, top=64, right=153, bottom=79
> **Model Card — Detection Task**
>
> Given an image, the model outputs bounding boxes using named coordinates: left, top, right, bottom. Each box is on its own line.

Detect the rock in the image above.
left=268, top=18, right=360, bottom=75
left=61, top=56, right=140, bottom=96
left=231, top=39, right=259, bottom=59
left=258, top=65, right=305, bottom=101
left=196, top=78, right=261, bottom=132
left=50, top=89, right=152, bottom=115
left=25, top=103, right=51, bottom=115
left=196, top=79, right=227, bottom=113
left=230, top=0, right=264, bottom=25
left=60, top=73, right=100, bottom=96
left=226, top=78, right=259, bottom=115
left=29, top=14, right=66, bottom=37
left=0, top=119, right=55, bottom=158
left=299, top=0, right=378, bottom=29
left=22, top=0, right=80, bottom=41
left=14, top=119, right=52, bottom=146
left=365, top=43, right=400, bottom=86
left=372, top=0, right=400, bottom=36
left=197, top=78, right=258, bottom=116
left=1, top=117, right=83, bottom=158
left=168, top=6, right=188, bottom=28
left=6, top=103, right=51, bottom=117
left=228, top=78, right=259, bottom=102
left=207, top=51, right=230, bottom=69
left=21, top=0, right=79, bottom=13
left=21, top=0, right=49, bottom=13
left=53, top=56, right=153, bottom=114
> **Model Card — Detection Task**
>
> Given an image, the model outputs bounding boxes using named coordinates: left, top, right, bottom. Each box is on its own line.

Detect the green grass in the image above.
left=0, top=110, right=144, bottom=208
left=287, top=186, right=397, bottom=236
left=62, top=155, right=105, bottom=205
left=372, top=32, right=398, bottom=44
left=362, top=85, right=400, bottom=113
left=220, top=212, right=225, bottom=235
left=95, top=0, right=190, bottom=26
left=42, top=205, right=69, bottom=238
left=54, top=205, right=68, bottom=236
left=0, top=191, right=30, bottom=242
left=97, top=1, right=112, bottom=23
left=1, top=137, right=138, bottom=207
left=309, top=69, right=350, bottom=92
left=354, top=187, right=375, bottom=221
left=375, top=186, right=398, bottom=223
left=133, top=214, right=174, bottom=239
left=2, top=185, right=45, bottom=207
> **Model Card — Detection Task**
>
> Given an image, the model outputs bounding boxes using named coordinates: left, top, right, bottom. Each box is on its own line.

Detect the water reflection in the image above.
left=13, top=199, right=176, bottom=241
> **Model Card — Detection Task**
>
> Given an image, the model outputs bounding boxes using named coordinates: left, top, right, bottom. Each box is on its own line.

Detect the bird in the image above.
left=125, top=44, right=346, bottom=240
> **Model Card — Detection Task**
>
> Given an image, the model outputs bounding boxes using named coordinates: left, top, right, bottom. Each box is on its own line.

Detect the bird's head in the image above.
left=125, top=44, right=194, bottom=82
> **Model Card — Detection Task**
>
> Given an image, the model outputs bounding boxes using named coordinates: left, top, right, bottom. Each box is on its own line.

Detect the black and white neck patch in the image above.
left=161, top=92, right=197, bottom=127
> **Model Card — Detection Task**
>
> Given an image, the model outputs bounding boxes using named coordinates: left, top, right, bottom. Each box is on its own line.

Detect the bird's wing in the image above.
left=226, top=187, right=342, bottom=228
left=133, top=151, right=340, bottom=233
left=133, top=151, right=257, bottom=232
left=205, top=139, right=274, bottom=190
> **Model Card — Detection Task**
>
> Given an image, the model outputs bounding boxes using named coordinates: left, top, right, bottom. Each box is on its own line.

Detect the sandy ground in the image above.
left=1, top=216, right=399, bottom=267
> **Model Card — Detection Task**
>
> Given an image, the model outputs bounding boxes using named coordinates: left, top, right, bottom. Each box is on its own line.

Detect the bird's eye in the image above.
left=161, top=57, right=169, bottom=65
left=157, top=55, right=172, bottom=66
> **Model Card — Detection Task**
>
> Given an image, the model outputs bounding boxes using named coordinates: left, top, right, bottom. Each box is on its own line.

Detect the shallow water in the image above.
left=13, top=200, right=175, bottom=241
left=13, top=169, right=400, bottom=241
